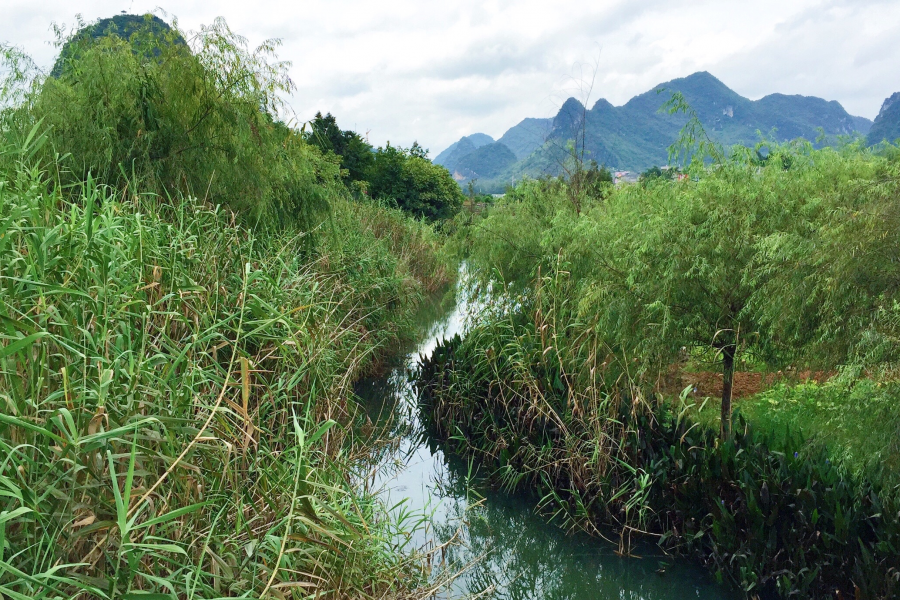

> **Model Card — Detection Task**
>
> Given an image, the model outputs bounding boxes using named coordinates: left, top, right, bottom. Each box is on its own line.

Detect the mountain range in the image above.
left=868, top=92, right=900, bottom=147
left=436, top=72, right=877, bottom=192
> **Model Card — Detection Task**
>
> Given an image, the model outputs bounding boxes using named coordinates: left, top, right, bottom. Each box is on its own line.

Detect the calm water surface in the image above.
left=354, top=280, right=739, bottom=600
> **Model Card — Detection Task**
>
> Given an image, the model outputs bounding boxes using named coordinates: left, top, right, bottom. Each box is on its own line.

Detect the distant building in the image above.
left=614, top=171, right=639, bottom=185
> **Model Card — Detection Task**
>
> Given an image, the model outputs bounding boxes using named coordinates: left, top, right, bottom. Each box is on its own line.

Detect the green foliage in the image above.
left=305, top=111, right=374, bottom=185
left=3, top=15, right=333, bottom=232
left=0, top=153, right=451, bottom=598
left=448, top=128, right=900, bottom=594
left=638, top=165, right=676, bottom=182
left=367, top=143, right=464, bottom=221
left=50, top=14, right=186, bottom=78
left=737, top=380, right=900, bottom=487
left=0, top=13, right=457, bottom=596
left=868, top=92, right=900, bottom=146
left=750, top=146, right=900, bottom=372
left=464, top=134, right=900, bottom=438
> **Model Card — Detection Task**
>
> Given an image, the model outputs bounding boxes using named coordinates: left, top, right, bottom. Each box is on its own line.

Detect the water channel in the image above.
left=354, top=280, right=739, bottom=600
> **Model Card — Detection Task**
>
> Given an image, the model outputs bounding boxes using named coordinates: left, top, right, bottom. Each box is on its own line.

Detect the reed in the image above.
left=0, top=151, right=452, bottom=598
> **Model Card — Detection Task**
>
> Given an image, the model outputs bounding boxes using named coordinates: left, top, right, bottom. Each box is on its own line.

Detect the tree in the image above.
left=753, top=147, right=900, bottom=375
left=568, top=159, right=613, bottom=200
left=366, top=143, right=463, bottom=221
left=305, top=112, right=374, bottom=184
left=592, top=154, right=807, bottom=439
left=639, top=165, right=677, bottom=183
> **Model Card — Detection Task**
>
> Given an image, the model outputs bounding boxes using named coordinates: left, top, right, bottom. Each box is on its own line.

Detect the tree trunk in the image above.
left=721, top=345, right=735, bottom=440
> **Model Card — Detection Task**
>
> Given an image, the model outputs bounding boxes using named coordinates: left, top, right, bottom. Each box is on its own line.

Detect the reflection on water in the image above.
left=353, top=274, right=737, bottom=600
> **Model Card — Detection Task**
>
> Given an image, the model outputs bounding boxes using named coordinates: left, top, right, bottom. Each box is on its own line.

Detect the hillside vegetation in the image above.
left=0, top=14, right=456, bottom=599
left=868, top=92, right=900, bottom=146
left=305, top=112, right=464, bottom=221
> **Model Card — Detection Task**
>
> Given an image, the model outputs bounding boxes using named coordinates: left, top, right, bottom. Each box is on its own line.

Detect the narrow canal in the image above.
left=354, top=277, right=738, bottom=600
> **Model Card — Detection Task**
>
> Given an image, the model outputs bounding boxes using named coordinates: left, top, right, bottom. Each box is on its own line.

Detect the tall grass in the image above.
left=0, top=149, right=452, bottom=598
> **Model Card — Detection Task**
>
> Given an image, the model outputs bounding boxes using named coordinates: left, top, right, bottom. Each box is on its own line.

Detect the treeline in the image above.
left=419, top=139, right=900, bottom=597
left=305, top=112, right=464, bottom=221
left=0, top=14, right=453, bottom=599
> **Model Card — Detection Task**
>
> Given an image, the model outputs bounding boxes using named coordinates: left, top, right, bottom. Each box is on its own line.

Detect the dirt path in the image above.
left=659, top=368, right=832, bottom=400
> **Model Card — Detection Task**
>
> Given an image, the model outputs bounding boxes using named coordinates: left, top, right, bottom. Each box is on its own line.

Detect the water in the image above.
left=353, top=282, right=739, bottom=600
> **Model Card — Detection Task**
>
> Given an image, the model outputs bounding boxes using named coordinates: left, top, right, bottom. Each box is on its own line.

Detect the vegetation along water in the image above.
left=2, top=10, right=900, bottom=600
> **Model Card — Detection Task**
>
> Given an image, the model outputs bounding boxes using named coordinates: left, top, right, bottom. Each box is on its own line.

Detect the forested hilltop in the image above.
left=438, top=71, right=874, bottom=191
left=0, top=13, right=461, bottom=599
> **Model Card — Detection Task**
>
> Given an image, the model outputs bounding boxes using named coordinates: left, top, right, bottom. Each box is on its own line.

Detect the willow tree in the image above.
left=588, top=146, right=811, bottom=438
left=754, top=145, right=900, bottom=375
left=4, top=14, right=334, bottom=231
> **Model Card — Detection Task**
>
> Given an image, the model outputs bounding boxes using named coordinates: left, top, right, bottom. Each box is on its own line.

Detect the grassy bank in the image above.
left=0, top=15, right=469, bottom=597
left=0, top=155, right=453, bottom=598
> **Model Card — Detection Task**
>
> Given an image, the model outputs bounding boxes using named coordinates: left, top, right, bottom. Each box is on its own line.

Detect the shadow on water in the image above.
left=353, top=271, right=739, bottom=600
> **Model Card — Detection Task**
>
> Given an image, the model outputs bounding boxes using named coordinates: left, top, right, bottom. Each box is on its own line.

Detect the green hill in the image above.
left=868, top=92, right=900, bottom=145
left=433, top=133, right=494, bottom=172
left=454, top=141, right=517, bottom=180
left=497, top=117, right=553, bottom=159
left=51, top=14, right=186, bottom=78
left=438, top=72, right=873, bottom=192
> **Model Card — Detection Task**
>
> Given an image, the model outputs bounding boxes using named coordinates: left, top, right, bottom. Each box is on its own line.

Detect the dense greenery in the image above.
left=463, top=141, right=900, bottom=436
left=4, top=16, right=333, bottom=233
left=50, top=14, right=186, bottom=78
left=304, top=111, right=374, bottom=185
left=305, top=113, right=464, bottom=221
left=868, top=92, right=900, bottom=146
left=0, top=13, right=456, bottom=599
left=639, top=165, right=678, bottom=182
left=420, top=137, right=900, bottom=596
left=366, top=142, right=464, bottom=221
left=419, top=325, right=900, bottom=598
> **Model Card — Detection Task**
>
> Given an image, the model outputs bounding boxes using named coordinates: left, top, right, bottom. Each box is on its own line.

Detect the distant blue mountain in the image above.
left=868, top=92, right=900, bottom=146
left=433, top=133, right=494, bottom=171
left=437, top=71, right=873, bottom=192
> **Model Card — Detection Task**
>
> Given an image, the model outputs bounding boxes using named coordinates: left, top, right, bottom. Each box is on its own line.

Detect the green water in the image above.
left=354, top=281, right=739, bottom=600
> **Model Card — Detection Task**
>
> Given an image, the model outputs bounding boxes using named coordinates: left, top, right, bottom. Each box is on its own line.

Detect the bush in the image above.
left=367, top=143, right=464, bottom=221
left=417, top=301, right=900, bottom=598
left=0, top=154, right=452, bottom=597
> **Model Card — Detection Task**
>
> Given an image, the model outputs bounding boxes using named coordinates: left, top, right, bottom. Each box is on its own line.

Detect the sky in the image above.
left=2, top=0, right=898, bottom=155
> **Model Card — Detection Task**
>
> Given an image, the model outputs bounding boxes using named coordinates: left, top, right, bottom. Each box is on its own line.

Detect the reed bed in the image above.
left=0, top=154, right=453, bottom=599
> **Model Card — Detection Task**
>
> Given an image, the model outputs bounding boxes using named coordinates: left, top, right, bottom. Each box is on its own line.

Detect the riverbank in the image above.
left=417, top=313, right=900, bottom=598
left=354, top=275, right=736, bottom=600
left=0, top=157, right=454, bottom=598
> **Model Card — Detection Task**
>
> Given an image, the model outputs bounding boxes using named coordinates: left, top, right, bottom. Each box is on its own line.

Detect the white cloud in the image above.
left=2, top=0, right=897, bottom=155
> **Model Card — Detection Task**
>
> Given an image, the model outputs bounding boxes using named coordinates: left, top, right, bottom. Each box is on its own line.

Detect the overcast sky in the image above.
left=3, top=0, right=898, bottom=154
